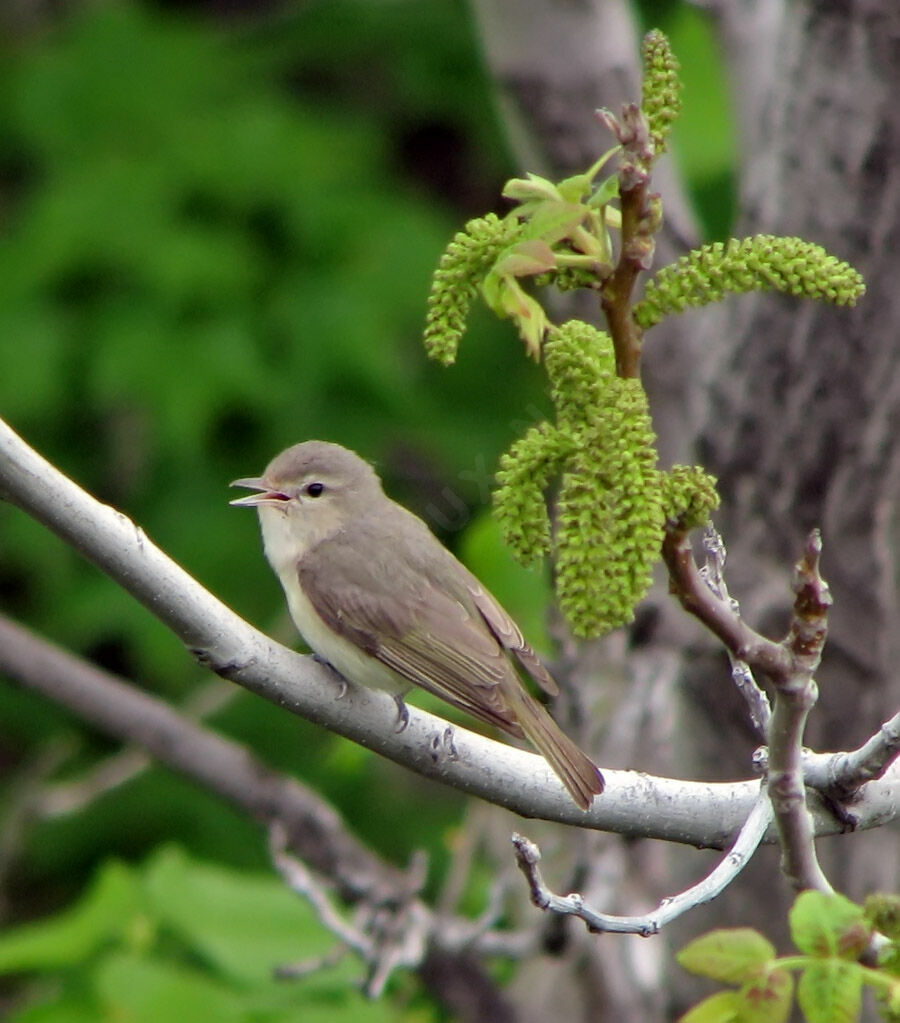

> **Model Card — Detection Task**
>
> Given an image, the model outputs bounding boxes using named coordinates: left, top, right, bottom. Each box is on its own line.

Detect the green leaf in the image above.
left=502, top=173, right=560, bottom=202
left=555, top=171, right=594, bottom=203
left=558, top=147, right=620, bottom=203
left=479, top=268, right=504, bottom=313
left=737, top=967, right=793, bottom=1023
left=876, top=943, right=900, bottom=979
left=865, top=894, right=900, bottom=941
left=880, top=976, right=900, bottom=1017
left=0, top=860, right=143, bottom=973
left=493, top=239, right=557, bottom=278
left=588, top=172, right=622, bottom=209
left=518, top=200, right=587, bottom=245
left=95, top=952, right=243, bottom=1023
left=677, top=928, right=775, bottom=983
left=796, top=961, right=862, bottom=1023
left=789, top=891, right=869, bottom=958
left=7, top=990, right=102, bottom=1023
left=677, top=990, right=740, bottom=1022
left=144, top=845, right=333, bottom=984
left=494, top=278, right=548, bottom=359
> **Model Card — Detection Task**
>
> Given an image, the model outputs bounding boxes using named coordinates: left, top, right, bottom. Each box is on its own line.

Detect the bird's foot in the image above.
left=392, top=694, right=410, bottom=733
left=312, top=653, right=348, bottom=699
left=430, top=726, right=458, bottom=764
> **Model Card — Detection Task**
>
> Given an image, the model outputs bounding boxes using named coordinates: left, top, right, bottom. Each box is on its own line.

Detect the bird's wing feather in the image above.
left=382, top=509, right=560, bottom=696
left=461, top=576, right=559, bottom=697
left=298, top=512, right=603, bottom=809
left=298, top=523, right=525, bottom=733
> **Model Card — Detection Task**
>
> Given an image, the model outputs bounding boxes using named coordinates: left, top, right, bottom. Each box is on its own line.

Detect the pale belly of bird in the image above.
left=279, top=567, right=410, bottom=696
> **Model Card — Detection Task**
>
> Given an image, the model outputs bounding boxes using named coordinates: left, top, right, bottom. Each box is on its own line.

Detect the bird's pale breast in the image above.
left=258, top=504, right=409, bottom=695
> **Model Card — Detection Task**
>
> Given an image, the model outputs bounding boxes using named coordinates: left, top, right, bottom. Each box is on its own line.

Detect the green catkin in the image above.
left=634, top=235, right=866, bottom=329
left=494, top=424, right=571, bottom=564
left=641, top=29, right=683, bottom=157
left=497, top=322, right=675, bottom=636
left=663, top=465, right=720, bottom=531
left=424, top=214, right=521, bottom=365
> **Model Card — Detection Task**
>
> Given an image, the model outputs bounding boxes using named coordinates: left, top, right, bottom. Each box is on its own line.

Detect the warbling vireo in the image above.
left=230, top=441, right=604, bottom=809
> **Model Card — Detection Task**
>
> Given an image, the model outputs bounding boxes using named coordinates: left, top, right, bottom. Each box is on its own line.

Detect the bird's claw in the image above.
left=430, top=726, right=458, bottom=763
left=312, top=653, right=348, bottom=698
left=392, top=694, right=410, bottom=732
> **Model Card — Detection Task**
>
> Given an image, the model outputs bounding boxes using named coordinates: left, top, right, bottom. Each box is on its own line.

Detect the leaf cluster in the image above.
left=678, top=890, right=900, bottom=1022
left=425, top=155, right=622, bottom=362
left=422, top=29, right=863, bottom=639
left=0, top=846, right=418, bottom=1023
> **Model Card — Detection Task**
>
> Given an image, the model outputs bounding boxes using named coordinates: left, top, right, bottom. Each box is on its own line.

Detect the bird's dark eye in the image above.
left=305, top=482, right=325, bottom=498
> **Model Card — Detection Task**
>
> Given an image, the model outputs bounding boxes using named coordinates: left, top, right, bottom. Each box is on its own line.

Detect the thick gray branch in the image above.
left=0, top=416, right=897, bottom=843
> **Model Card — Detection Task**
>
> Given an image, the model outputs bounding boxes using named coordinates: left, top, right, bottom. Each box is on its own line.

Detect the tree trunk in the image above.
left=473, top=0, right=900, bottom=1018
left=696, top=0, right=900, bottom=937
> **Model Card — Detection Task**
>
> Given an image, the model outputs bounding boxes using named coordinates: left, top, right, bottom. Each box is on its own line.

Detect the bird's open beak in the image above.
left=229, top=477, right=289, bottom=507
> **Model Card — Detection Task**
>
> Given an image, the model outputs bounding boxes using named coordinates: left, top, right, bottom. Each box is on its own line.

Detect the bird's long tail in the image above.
left=509, top=686, right=604, bottom=810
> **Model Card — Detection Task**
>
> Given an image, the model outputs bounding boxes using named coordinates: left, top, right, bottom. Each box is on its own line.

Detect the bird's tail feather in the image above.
left=511, top=688, right=604, bottom=810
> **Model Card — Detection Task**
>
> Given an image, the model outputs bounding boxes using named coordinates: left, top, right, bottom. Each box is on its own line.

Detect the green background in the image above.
left=0, top=1, right=733, bottom=1018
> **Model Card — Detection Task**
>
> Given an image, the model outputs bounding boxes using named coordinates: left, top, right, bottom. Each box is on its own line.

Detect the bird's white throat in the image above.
left=255, top=504, right=407, bottom=695
left=256, top=504, right=307, bottom=578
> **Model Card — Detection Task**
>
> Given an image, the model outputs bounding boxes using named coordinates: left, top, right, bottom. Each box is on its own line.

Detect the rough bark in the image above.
left=473, top=0, right=900, bottom=1019
left=694, top=0, right=900, bottom=947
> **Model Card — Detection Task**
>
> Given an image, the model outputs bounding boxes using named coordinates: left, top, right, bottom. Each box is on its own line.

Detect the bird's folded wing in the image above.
left=462, top=575, right=560, bottom=697
left=298, top=544, right=523, bottom=733
left=396, top=516, right=560, bottom=697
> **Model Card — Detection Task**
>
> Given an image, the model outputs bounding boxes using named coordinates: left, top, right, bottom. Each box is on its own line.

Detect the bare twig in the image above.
left=512, top=786, right=772, bottom=935
left=766, top=531, right=832, bottom=893
left=596, top=103, right=656, bottom=378
left=815, top=711, right=900, bottom=799
left=36, top=747, right=150, bottom=818
left=0, top=612, right=405, bottom=904
left=665, top=523, right=835, bottom=893
left=700, top=524, right=771, bottom=736
left=269, top=820, right=429, bottom=997
left=662, top=527, right=791, bottom=677
left=0, top=739, right=73, bottom=920
left=667, top=525, right=900, bottom=805
left=35, top=680, right=234, bottom=818
left=269, top=821, right=530, bottom=996
left=272, top=946, right=349, bottom=983
left=269, top=822, right=377, bottom=961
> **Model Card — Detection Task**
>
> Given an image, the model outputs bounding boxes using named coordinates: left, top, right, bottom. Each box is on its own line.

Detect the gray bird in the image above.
left=231, top=441, right=604, bottom=810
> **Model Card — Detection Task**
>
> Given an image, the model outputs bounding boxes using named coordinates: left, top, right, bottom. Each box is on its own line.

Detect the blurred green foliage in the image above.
left=0, top=0, right=544, bottom=883
left=0, top=845, right=428, bottom=1022
left=0, top=0, right=734, bottom=1017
